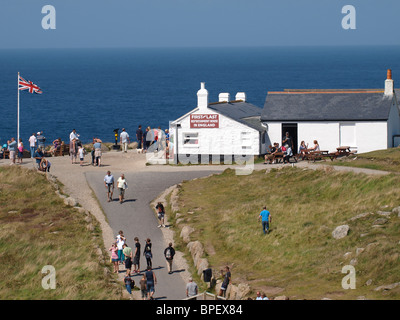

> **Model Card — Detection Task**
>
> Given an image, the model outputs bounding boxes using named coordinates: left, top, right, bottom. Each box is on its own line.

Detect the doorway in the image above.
left=282, top=123, right=298, bottom=154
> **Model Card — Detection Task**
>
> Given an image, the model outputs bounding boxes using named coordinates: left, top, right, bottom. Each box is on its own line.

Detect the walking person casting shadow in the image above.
left=117, top=173, right=128, bottom=204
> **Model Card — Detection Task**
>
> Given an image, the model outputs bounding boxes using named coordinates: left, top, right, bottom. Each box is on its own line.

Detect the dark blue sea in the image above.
left=0, top=46, right=399, bottom=144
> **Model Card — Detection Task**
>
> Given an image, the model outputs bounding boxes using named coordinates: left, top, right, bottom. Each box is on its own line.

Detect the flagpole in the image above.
left=17, top=72, right=20, bottom=143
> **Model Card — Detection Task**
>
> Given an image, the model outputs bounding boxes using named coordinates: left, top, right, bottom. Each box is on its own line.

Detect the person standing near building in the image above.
left=136, top=125, right=143, bottom=153
left=104, top=171, right=115, bottom=202
left=164, top=242, right=175, bottom=274
left=133, top=237, right=141, bottom=273
left=218, top=266, right=231, bottom=298
left=186, top=277, right=198, bottom=300
left=117, top=173, right=127, bottom=204
left=258, top=206, right=272, bottom=235
left=120, top=128, right=130, bottom=153
left=28, top=133, right=37, bottom=158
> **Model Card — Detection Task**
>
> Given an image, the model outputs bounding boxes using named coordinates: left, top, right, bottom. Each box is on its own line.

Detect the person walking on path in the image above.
left=93, top=138, right=102, bottom=167
left=145, top=266, right=157, bottom=300
left=155, top=202, right=166, bottom=228
left=139, top=274, right=148, bottom=300
left=69, top=129, right=80, bottom=164
left=7, top=138, right=17, bottom=165
left=109, top=243, right=119, bottom=273
left=104, top=171, right=115, bottom=202
left=28, top=133, right=36, bottom=158
left=258, top=206, right=272, bottom=234
left=186, top=277, right=198, bottom=300
left=143, top=238, right=153, bottom=269
left=218, top=266, right=231, bottom=298
left=120, top=128, right=130, bottom=153
left=136, top=125, right=143, bottom=153
left=123, top=243, right=133, bottom=274
left=116, top=231, right=126, bottom=265
left=124, top=270, right=134, bottom=300
left=117, top=173, right=128, bottom=204
left=133, top=237, right=141, bottom=273
left=78, top=145, right=86, bottom=166
left=164, top=242, right=176, bottom=274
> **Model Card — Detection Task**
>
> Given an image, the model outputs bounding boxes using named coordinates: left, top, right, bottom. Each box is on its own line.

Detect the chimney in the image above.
left=385, top=69, right=394, bottom=96
left=197, top=82, right=208, bottom=111
left=235, top=92, right=246, bottom=102
left=218, top=92, right=230, bottom=102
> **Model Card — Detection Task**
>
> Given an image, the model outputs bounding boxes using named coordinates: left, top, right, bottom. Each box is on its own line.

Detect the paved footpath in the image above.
left=86, top=169, right=219, bottom=300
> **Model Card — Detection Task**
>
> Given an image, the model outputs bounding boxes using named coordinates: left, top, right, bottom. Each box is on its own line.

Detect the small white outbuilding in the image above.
left=169, top=83, right=267, bottom=164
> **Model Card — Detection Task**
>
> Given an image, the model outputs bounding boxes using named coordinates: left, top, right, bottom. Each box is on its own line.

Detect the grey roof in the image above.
left=208, top=101, right=265, bottom=132
left=261, top=90, right=396, bottom=122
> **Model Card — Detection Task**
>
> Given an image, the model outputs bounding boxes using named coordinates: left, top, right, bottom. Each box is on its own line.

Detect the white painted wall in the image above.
left=264, top=121, right=390, bottom=154
left=171, top=109, right=261, bottom=157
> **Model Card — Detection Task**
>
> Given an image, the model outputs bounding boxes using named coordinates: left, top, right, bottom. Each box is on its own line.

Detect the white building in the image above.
left=169, top=83, right=267, bottom=164
left=261, top=70, right=400, bottom=154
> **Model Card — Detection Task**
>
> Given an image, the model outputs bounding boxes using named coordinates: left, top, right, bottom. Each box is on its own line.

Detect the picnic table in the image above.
left=306, top=150, right=329, bottom=162
left=325, top=146, right=356, bottom=161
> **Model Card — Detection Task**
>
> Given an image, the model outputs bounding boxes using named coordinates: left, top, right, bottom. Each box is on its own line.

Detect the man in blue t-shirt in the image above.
left=258, top=206, right=271, bottom=234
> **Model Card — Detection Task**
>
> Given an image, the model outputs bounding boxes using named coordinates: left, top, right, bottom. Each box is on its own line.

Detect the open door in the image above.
left=282, top=123, right=298, bottom=154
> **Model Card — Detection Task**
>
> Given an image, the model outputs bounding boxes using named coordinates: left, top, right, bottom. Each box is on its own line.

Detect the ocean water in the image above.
left=0, top=46, right=399, bottom=145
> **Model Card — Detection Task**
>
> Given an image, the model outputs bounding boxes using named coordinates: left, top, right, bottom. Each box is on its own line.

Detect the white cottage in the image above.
left=169, top=83, right=267, bottom=164
left=260, top=70, right=400, bottom=154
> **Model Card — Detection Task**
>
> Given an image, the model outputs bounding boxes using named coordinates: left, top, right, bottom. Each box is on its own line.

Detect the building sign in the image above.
left=190, top=114, right=219, bottom=128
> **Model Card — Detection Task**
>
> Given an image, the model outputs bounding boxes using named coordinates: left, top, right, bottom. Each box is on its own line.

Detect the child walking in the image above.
left=78, top=145, right=86, bottom=166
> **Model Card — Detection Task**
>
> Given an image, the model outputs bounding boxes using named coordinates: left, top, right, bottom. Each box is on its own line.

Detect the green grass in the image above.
left=169, top=167, right=400, bottom=300
left=0, top=166, right=121, bottom=299
left=327, top=147, right=400, bottom=173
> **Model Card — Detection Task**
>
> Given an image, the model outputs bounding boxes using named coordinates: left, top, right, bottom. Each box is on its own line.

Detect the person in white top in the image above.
left=69, top=129, right=79, bottom=142
left=120, top=128, right=130, bottom=153
left=117, top=173, right=128, bottom=203
left=28, top=133, right=37, bottom=158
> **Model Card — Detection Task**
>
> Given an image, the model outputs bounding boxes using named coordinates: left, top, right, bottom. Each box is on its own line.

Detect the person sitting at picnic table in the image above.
left=264, top=143, right=281, bottom=164
left=308, top=140, right=320, bottom=152
left=297, top=141, right=309, bottom=160
left=282, top=143, right=293, bottom=164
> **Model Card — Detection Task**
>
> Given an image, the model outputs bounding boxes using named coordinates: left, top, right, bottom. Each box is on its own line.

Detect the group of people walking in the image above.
left=109, top=229, right=176, bottom=300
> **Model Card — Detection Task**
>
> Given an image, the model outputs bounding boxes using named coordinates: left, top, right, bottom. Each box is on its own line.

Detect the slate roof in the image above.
left=208, top=101, right=265, bottom=132
left=261, top=89, right=396, bottom=122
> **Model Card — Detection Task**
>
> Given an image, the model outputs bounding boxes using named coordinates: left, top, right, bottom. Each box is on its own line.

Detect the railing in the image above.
left=183, top=291, right=227, bottom=300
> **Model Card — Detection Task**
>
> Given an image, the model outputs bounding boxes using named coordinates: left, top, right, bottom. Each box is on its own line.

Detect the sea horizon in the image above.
left=1, top=45, right=399, bottom=145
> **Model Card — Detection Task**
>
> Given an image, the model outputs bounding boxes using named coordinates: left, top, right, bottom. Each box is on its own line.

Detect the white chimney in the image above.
left=218, top=92, right=230, bottom=102
left=235, top=92, right=246, bottom=102
left=385, top=69, right=394, bottom=97
left=197, top=82, right=208, bottom=111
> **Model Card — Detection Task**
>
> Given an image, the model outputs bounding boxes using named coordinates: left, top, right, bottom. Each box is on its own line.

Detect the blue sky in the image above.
left=1, top=0, right=399, bottom=48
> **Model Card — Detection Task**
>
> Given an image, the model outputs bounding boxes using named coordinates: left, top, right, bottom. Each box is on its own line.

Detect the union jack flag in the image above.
left=18, top=75, right=42, bottom=94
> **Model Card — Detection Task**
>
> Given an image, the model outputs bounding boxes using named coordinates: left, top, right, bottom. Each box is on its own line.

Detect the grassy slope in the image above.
left=328, top=147, right=400, bottom=172
left=0, top=166, right=121, bottom=299
left=171, top=167, right=400, bottom=300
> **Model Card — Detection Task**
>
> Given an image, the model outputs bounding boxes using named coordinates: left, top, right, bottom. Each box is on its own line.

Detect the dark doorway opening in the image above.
left=282, top=123, right=298, bottom=155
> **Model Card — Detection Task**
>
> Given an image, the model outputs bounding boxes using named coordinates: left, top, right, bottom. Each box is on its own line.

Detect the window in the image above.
left=241, top=132, right=252, bottom=150
left=183, top=133, right=199, bottom=145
